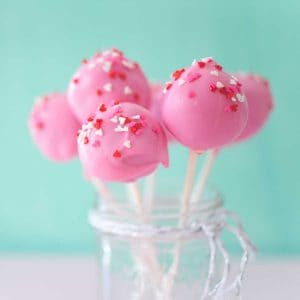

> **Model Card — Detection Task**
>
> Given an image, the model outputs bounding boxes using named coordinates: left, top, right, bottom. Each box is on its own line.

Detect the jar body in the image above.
left=90, top=196, right=233, bottom=300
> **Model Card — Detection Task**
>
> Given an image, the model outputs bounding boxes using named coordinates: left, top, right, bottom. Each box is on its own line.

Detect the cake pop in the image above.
left=68, top=48, right=151, bottom=122
left=28, top=92, right=80, bottom=161
left=162, top=58, right=249, bottom=151
left=233, top=73, right=274, bottom=142
left=77, top=102, right=169, bottom=182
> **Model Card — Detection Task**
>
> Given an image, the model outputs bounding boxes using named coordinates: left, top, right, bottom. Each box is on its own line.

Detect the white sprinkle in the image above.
left=95, top=57, right=104, bottom=64
left=122, top=60, right=135, bottom=69
left=88, top=63, right=96, bottom=70
left=110, top=116, right=118, bottom=123
left=132, top=115, right=141, bottom=120
left=178, top=78, right=186, bottom=86
left=201, top=56, right=213, bottom=63
left=119, top=117, right=126, bottom=125
left=123, top=140, right=131, bottom=148
left=231, top=75, right=238, bottom=81
left=192, top=59, right=197, bottom=66
left=236, top=93, right=246, bottom=102
left=231, top=97, right=237, bottom=102
left=102, top=50, right=110, bottom=56
left=103, top=83, right=112, bottom=92
left=95, top=129, right=103, bottom=136
left=115, top=125, right=128, bottom=132
left=102, top=61, right=112, bottom=73
left=124, top=86, right=133, bottom=95
left=111, top=51, right=120, bottom=57
left=82, top=122, right=93, bottom=130
left=210, top=70, right=219, bottom=76
left=163, top=88, right=167, bottom=94
left=216, top=81, right=224, bottom=88
left=230, top=78, right=237, bottom=85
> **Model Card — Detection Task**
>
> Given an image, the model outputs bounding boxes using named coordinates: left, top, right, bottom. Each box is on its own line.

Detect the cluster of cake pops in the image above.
left=29, top=48, right=273, bottom=209
left=28, top=47, right=274, bottom=299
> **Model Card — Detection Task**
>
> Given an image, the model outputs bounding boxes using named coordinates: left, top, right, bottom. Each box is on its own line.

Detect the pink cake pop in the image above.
left=77, top=102, right=169, bottom=182
left=67, top=48, right=151, bottom=122
left=28, top=93, right=80, bottom=161
left=162, top=58, right=249, bottom=151
left=150, top=83, right=175, bottom=143
left=233, top=73, right=274, bottom=142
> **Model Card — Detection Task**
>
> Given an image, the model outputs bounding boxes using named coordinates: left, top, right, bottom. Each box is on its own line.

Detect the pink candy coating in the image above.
left=233, top=73, right=274, bottom=142
left=28, top=93, right=80, bottom=162
left=67, top=48, right=151, bottom=122
left=78, top=103, right=169, bottom=182
left=162, top=58, right=249, bottom=151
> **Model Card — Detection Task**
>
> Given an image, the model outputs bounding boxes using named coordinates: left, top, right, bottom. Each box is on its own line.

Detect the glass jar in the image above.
left=89, top=192, right=253, bottom=300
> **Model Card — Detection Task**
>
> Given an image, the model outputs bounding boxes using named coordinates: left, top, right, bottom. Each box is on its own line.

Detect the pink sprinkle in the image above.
left=187, top=72, right=201, bottom=83
left=92, top=140, right=101, bottom=147
left=188, top=91, right=196, bottom=98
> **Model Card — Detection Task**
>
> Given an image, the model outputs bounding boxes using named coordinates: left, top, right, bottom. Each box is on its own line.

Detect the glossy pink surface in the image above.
left=233, top=73, right=274, bottom=142
left=67, top=48, right=151, bottom=122
left=28, top=93, right=80, bottom=162
left=78, top=103, right=169, bottom=182
left=162, top=58, right=248, bottom=151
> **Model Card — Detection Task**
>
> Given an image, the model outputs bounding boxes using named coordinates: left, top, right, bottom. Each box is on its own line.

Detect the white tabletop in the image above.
left=0, top=256, right=299, bottom=299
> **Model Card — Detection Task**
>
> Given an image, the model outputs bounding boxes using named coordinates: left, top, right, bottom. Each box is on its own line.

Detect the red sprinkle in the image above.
left=113, top=150, right=122, bottom=158
left=209, top=83, right=217, bottom=92
left=109, top=70, right=117, bottom=79
left=73, top=78, right=79, bottom=84
left=87, top=116, right=94, bottom=122
left=82, top=59, right=88, bottom=64
left=96, top=89, right=103, bottom=96
left=119, top=72, right=127, bottom=80
left=172, top=68, right=185, bottom=81
left=134, top=93, right=140, bottom=102
left=36, top=121, right=44, bottom=129
left=130, top=122, right=143, bottom=135
left=230, top=104, right=238, bottom=112
left=84, top=136, right=89, bottom=144
left=94, top=119, right=103, bottom=129
left=215, top=64, right=223, bottom=71
left=99, top=104, right=107, bottom=112
left=165, top=82, right=172, bottom=90
left=198, top=61, right=206, bottom=68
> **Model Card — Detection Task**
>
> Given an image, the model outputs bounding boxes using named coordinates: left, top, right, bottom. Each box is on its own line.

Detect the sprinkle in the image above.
left=109, top=70, right=117, bottom=79
left=201, top=57, right=213, bottom=63
left=122, top=60, right=135, bottom=69
left=230, top=78, right=237, bottom=85
left=73, top=78, right=79, bottom=84
left=124, top=86, right=133, bottom=95
left=103, top=83, right=112, bottom=92
left=92, top=140, right=101, bottom=147
left=82, top=59, right=88, bottom=64
left=119, top=116, right=126, bottom=125
left=187, top=72, right=201, bottom=82
left=236, top=93, right=246, bottom=102
left=133, top=93, right=140, bottom=101
left=123, top=140, right=132, bottom=148
left=83, top=136, right=89, bottom=144
left=96, top=89, right=103, bottom=96
left=119, top=72, right=127, bottom=80
left=94, top=119, right=103, bottom=129
left=209, top=83, right=217, bottom=92
left=188, top=91, right=196, bottom=98
left=130, top=123, right=143, bottom=135
left=113, top=150, right=122, bottom=158
left=231, top=97, right=237, bottom=102
left=110, top=116, right=118, bottom=123
left=132, top=115, right=141, bottom=120
left=210, top=70, right=219, bottom=76
left=102, top=61, right=112, bottom=73
left=172, top=68, right=185, bottom=81
left=216, top=81, right=224, bottom=89
left=178, top=78, right=186, bottom=86
left=87, top=116, right=94, bottom=122
left=99, top=104, right=107, bottom=112
left=163, top=82, right=173, bottom=93
left=115, top=125, right=128, bottom=132
left=230, top=104, right=238, bottom=112
left=198, top=61, right=206, bottom=68
left=192, top=59, right=197, bottom=66
left=36, top=121, right=44, bottom=129
left=215, top=64, right=223, bottom=71
left=95, top=128, right=103, bottom=136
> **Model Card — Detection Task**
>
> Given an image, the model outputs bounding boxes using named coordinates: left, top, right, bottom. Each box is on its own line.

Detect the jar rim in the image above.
left=89, top=192, right=224, bottom=241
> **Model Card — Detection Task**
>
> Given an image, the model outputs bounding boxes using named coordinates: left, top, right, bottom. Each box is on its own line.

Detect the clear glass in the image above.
left=89, top=192, right=230, bottom=300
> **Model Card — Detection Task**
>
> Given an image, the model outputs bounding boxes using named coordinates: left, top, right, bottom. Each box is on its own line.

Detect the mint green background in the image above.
left=0, top=0, right=299, bottom=255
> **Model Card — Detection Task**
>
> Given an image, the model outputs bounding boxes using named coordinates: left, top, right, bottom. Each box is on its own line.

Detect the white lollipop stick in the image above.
left=191, top=149, right=218, bottom=204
